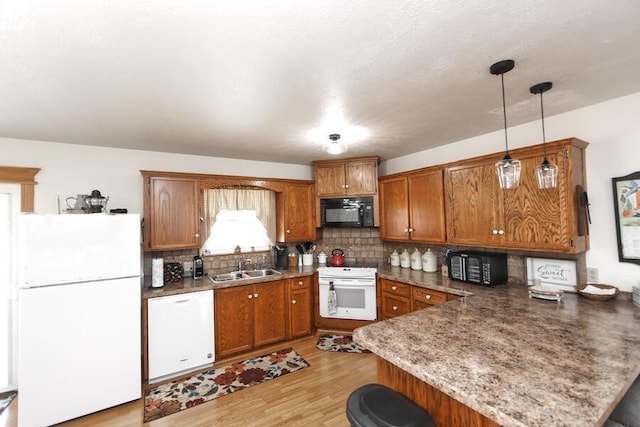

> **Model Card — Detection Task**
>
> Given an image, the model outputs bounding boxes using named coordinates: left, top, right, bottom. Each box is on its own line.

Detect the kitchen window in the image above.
left=200, top=187, right=275, bottom=255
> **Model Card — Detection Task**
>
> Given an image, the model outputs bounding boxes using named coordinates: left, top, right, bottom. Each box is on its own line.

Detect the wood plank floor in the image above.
left=1, top=331, right=377, bottom=427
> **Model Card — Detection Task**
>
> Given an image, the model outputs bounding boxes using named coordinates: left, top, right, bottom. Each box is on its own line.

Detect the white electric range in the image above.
left=317, top=263, right=377, bottom=321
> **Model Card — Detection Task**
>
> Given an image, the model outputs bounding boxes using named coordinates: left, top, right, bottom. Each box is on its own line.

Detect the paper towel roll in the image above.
left=151, top=258, right=164, bottom=288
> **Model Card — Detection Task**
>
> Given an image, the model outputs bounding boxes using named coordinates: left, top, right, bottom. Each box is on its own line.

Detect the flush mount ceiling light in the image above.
left=326, top=133, right=348, bottom=155
left=490, top=59, right=521, bottom=189
left=530, top=81, right=558, bottom=189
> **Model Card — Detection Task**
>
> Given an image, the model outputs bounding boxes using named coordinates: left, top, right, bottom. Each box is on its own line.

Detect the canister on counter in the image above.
left=318, top=252, right=327, bottom=265
left=288, top=252, right=298, bottom=268
left=422, top=248, right=438, bottom=273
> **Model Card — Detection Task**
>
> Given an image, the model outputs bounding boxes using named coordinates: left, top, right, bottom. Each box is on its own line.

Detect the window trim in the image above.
left=0, top=166, right=40, bottom=212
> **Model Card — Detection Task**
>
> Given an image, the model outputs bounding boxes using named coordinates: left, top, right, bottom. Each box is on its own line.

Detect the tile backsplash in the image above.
left=144, top=227, right=586, bottom=285
left=143, top=249, right=273, bottom=277
left=313, top=227, right=384, bottom=263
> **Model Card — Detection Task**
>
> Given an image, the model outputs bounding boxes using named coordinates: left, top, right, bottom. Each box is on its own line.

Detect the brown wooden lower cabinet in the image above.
left=377, top=357, right=499, bottom=427
left=215, top=280, right=287, bottom=358
left=288, top=276, right=313, bottom=338
left=252, top=281, right=287, bottom=348
left=380, top=279, right=412, bottom=320
left=380, top=278, right=460, bottom=318
left=412, top=287, right=449, bottom=310
left=214, top=286, right=254, bottom=358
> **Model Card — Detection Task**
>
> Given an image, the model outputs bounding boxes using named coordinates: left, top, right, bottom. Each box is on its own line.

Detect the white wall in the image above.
left=381, top=91, right=640, bottom=292
left=3, top=139, right=313, bottom=215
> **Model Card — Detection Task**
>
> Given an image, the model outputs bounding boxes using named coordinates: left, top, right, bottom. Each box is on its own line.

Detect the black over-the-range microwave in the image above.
left=448, top=251, right=508, bottom=286
left=320, top=197, right=374, bottom=228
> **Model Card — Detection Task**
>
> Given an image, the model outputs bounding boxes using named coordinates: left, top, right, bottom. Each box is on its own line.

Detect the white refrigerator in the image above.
left=17, top=214, right=142, bottom=427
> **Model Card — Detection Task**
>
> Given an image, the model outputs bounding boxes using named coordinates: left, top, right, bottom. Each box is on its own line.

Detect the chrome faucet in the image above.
left=239, top=258, right=254, bottom=272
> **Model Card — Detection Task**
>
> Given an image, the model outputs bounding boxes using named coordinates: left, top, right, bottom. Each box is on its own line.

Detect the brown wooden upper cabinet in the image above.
left=143, top=170, right=316, bottom=249
left=313, top=157, right=379, bottom=197
left=142, top=174, right=200, bottom=251
left=444, top=137, right=589, bottom=253
left=276, top=182, right=316, bottom=242
left=379, top=167, right=446, bottom=243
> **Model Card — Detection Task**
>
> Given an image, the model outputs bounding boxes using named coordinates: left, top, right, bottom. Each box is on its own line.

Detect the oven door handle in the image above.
left=319, top=279, right=375, bottom=287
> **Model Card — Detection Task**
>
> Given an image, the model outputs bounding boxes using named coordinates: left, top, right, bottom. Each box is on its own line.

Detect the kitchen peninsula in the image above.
left=354, top=273, right=640, bottom=427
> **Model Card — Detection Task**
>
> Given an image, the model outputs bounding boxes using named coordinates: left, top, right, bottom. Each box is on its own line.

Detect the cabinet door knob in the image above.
left=345, top=184, right=350, bottom=188
left=392, top=306, right=398, bottom=311
left=248, top=294, right=253, bottom=299
left=492, top=229, right=498, bottom=235
left=254, top=293, right=258, bottom=298
left=194, top=233, right=200, bottom=237
left=298, top=281, right=303, bottom=285
left=391, top=286, right=397, bottom=291
left=286, top=229, right=291, bottom=234
left=292, top=299, right=297, bottom=304
left=426, top=294, right=432, bottom=300
left=408, top=228, right=414, bottom=232
left=404, top=228, right=409, bottom=232
left=498, top=229, right=505, bottom=235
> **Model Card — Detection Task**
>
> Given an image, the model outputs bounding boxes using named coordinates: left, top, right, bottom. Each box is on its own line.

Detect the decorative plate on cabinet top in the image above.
left=576, top=283, right=619, bottom=301
left=528, top=285, right=563, bottom=302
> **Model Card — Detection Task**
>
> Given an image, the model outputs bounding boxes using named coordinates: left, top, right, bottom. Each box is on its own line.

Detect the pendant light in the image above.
left=490, top=59, right=520, bottom=189
left=530, top=81, right=558, bottom=189
left=326, top=133, right=347, bottom=155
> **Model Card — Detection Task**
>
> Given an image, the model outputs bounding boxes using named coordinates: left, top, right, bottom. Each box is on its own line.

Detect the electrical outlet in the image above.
left=183, top=261, right=194, bottom=274
left=586, top=267, right=599, bottom=283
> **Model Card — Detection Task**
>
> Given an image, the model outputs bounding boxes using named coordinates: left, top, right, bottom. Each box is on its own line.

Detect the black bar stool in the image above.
left=346, top=383, right=436, bottom=427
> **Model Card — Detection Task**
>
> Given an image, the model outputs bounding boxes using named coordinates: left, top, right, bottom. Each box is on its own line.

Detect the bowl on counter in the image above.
left=576, top=283, right=619, bottom=301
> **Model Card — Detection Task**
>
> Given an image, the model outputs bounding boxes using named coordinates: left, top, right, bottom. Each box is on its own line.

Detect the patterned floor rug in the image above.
left=144, top=347, right=310, bottom=422
left=0, top=390, right=17, bottom=416
left=315, top=334, right=371, bottom=354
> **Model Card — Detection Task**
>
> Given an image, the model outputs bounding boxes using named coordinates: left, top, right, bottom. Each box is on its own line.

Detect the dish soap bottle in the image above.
left=400, top=249, right=410, bottom=268
left=410, top=248, right=422, bottom=270
left=422, top=248, right=438, bottom=273
left=390, top=250, right=400, bottom=267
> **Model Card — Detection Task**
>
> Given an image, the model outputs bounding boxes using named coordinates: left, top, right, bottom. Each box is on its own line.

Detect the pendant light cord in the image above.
left=539, top=91, right=547, bottom=159
left=500, top=73, right=509, bottom=155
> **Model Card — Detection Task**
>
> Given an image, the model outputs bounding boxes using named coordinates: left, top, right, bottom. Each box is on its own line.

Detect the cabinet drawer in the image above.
left=379, top=279, right=411, bottom=298
left=381, top=294, right=411, bottom=318
left=289, top=277, right=311, bottom=290
left=412, top=288, right=448, bottom=306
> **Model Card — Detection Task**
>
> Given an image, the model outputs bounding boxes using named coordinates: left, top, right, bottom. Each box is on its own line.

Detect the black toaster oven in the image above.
left=448, top=251, right=508, bottom=286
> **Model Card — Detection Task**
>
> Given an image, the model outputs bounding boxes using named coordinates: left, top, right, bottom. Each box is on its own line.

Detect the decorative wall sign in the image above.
left=612, top=171, right=640, bottom=265
left=526, top=257, right=577, bottom=292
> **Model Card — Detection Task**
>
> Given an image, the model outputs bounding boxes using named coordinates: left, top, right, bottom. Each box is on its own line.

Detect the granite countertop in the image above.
left=142, top=265, right=316, bottom=299
left=354, top=267, right=640, bottom=427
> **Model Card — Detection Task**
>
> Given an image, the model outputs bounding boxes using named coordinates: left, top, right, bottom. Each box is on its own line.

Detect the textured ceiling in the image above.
left=2, top=1, right=640, bottom=165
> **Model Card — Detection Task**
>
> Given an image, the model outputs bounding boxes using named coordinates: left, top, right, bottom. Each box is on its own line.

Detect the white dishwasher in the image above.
left=148, top=289, right=215, bottom=383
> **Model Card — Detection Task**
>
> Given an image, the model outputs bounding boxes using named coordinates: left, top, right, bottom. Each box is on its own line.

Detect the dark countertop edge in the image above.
left=142, top=266, right=316, bottom=299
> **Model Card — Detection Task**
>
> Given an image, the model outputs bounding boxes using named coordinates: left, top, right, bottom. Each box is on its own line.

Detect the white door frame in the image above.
left=0, top=183, right=20, bottom=392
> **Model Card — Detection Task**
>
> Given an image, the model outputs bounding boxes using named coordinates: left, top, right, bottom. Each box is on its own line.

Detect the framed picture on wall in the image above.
left=612, top=171, right=640, bottom=264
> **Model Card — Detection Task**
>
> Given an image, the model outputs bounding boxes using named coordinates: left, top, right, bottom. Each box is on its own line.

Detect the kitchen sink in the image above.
left=245, top=269, right=282, bottom=277
left=210, top=269, right=282, bottom=283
